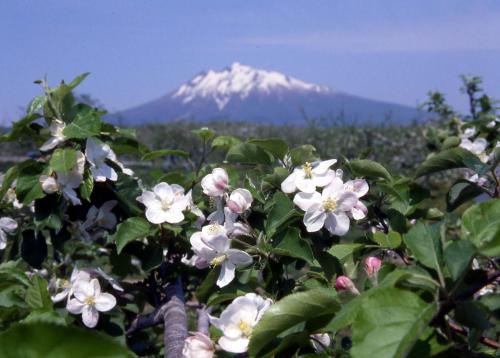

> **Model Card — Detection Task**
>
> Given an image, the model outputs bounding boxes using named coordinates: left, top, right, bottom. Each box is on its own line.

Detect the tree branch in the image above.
left=163, top=278, right=188, bottom=358
left=448, top=321, right=500, bottom=349
left=197, top=306, right=212, bottom=335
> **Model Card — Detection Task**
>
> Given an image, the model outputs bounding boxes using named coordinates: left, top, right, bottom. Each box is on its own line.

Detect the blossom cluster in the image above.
left=281, top=159, right=368, bottom=236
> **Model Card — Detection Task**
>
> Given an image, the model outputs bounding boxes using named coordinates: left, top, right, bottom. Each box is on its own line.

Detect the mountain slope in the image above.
left=108, top=63, right=424, bottom=126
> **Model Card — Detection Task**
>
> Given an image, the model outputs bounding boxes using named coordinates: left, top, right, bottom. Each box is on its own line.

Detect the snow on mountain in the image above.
left=108, top=63, right=425, bottom=126
left=172, top=62, right=330, bottom=110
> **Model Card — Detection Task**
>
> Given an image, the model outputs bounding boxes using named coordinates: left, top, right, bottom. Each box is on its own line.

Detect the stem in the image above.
left=163, top=278, right=188, bottom=358
left=448, top=321, right=500, bottom=349
left=491, top=168, right=500, bottom=198
left=231, top=237, right=269, bottom=258
left=196, top=306, right=212, bottom=335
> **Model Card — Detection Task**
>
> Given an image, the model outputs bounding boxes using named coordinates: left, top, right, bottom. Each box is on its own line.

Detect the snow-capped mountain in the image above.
left=108, top=63, right=424, bottom=126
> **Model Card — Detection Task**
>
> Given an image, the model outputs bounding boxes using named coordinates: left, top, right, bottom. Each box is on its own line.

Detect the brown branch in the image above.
left=163, top=278, right=188, bottom=358
left=448, top=321, right=500, bottom=350
left=126, top=305, right=167, bottom=335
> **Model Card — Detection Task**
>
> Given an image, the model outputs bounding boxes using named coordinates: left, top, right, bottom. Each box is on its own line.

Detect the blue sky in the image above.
left=1, top=0, right=499, bottom=124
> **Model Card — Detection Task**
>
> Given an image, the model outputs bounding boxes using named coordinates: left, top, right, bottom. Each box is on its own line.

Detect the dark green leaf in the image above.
left=289, top=145, right=319, bottom=166
left=110, top=217, right=156, bottom=253
left=211, top=135, right=241, bottom=150
left=265, top=192, right=300, bottom=238
left=63, top=107, right=101, bottom=139
left=447, top=180, right=485, bottom=211
left=372, top=231, right=402, bottom=248
left=444, top=240, right=476, bottom=281
left=416, top=147, right=487, bottom=178
left=272, top=228, right=314, bottom=264
left=49, top=148, right=77, bottom=173
left=403, top=222, right=442, bottom=271
left=141, top=149, right=189, bottom=161
left=25, top=276, right=52, bottom=312
left=15, top=160, right=45, bottom=204
left=226, top=143, right=274, bottom=165
left=191, top=127, right=215, bottom=141
left=248, top=138, right=288, bottom=159
left=349, top=159, right=392, bottom=181
left=461, top=199, right=500, bottom=256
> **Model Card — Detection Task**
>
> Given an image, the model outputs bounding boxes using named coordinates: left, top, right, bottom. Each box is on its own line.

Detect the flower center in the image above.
left=323, top=198, right=337, bottom=211
left=60, top=279, right=71, bottom=289
left=206, top=224, right=223, bottom=235
left=84, top=296, right=95, bottom=306
left=238, top=320, right=253, bottom=337
left=302, top=162, right=313, bottom=178
left=210, top=254, right=227, bottom=267
left=161, top=199, right=171, bottom=210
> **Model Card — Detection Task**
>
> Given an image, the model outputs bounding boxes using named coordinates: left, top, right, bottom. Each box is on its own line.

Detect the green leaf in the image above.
left=248, top=138, right=288, bottom=159
left=211, top=135, right=241, bottom=150
left=62, top=107, right=101, bottom=139
left=328, top=244, right=364, bottom=262
left=289, top=145, right=318, bottom=166
left=446, top=180, right=485, bottom=211
left=249, top=288, right=340, bottom=357
left=403, top=222, right=442, bottom=271
left=265, top=192, right=300, bottom=238
left=350, top=288, right=438, bottom=358
left=461, top=199, right=500, bottom=256
left=226, top=143, right=274, bottom=165
left=110, top=217, right=156, bottom=253
left=349, top=159, right=392, bottom=181
left=272, top=228, right=314, bottom=264
left=0, top=113, right=41, bottom=142
left=0, top=322, right=135, bottom=357
left=68, top=72, right=90, bottom=89
left=49, top=148, right=77, bottom=173
left=444, top=240, right=476, bottom=281
left=416, top=147, right=487, bottom=178
left=15, top=160, right=45, bottom=204
left=141, top=149, right=189, bottom=161
left=25, top=276, right=52, bottom=312
left=79, top=169, right=94, bottom=202
left=440, top=136, right=460, bottom=150
left=372, top=231, right=402, bottom=248
left=26, top=96, right=46, bottom=115
left=191, top=127, right=215, bottom=141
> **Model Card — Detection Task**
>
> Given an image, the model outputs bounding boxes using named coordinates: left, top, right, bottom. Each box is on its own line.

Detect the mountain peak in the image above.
left=172, top=63, right=330, bottom=110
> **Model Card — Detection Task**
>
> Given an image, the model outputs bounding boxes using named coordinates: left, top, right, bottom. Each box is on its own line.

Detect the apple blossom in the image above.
left=80, top=200, right=118, bottom=241
left=190, top=227, right=252, bottom=287
left=182, top=332, right=215, bottom=358
left=137, top=182, right=188, bottom=224
left=201, top=168, right=229, bottom=197
left=226, top=188, right=253, bottom=214
left=344, top=179, right=369, bottom=220
left=67, top=278, right=116, bottom=328
left=209, top=293, right=272, bottom=353
left=40, top=119, right=66, bottom=151
left=335, top=275, right=360, bottom=295
left=459, top=137, right=488, bottom=162
left=85, top=137, right=127, bottom=182
left=51, top=268, right=91, bottom=303
left=281, top=159, right=337, bottom=194
left=0, top=217, right=17, bottom=250
left=293, top=177, right=358, bottom=235
left=40, top=150, right=86, bottom=205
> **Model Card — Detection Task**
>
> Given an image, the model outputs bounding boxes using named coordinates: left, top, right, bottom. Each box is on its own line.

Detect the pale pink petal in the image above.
left=303, top=205, right=326, bottom=232
left=94, top=293, right=116, bottom=312
left=293, top=191, right=321, bottom=212
left=82, top=305, right=99, bottom=328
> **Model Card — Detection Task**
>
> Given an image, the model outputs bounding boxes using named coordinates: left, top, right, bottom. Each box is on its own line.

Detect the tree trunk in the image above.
left=163, top=278, right=187, bottom=358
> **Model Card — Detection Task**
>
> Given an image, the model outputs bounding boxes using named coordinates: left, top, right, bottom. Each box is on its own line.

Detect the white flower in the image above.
left=201, top=168, right=229, bottom=197
left=0, top=217, right=17, bottom=250
left=223, top=208, right=251, bottom=237
left=40, top=151, right=85, bottom=205
left=182, top=332, right=215, bottom=358
left=51, top=268, right=91, bottom=303
left=310, top=333, right=331, bottom=353
left=209, top=293, right=272, bottom=353
left=293, top=177, right=358, bottom=235
left=226, top=188, right=253, bottom=214
left=185, top=190, right=205, bottom=228
left=281, top=159, right=337, bottom=194
left=85, top=138, right=123, bottom=182
left=344, top=179, right=369, bottom=220
left=80, top=200, right=118, bottom=241
left=137, top=182, right=188, bottom=224
left=190, top=226, right=252, bottom=287
left=67, top=278, right=116, bottom=328
left=459, top=137, right=488, bottom=162
left=40, top=119, right=66, bottom=151
left=461, top=126, right=476, bottom=139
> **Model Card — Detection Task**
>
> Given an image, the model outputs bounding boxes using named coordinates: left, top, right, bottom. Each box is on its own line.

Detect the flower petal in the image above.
left=0, top=217, right=17, bottom=232
left=66, top=298, right=85, bottom=314
left=218, top=336, right=249, bottom=354
left=217, top=262, right=236, bottom=288
left=296, top=178, right=316, bottom=193
left=94, top=293, right=116, bottom=312
left=324, top=212, right=350, bottom=236
left=280, top=171, right=298, bottom=193
left=82, top=305, right=99, bottom=328
left=227, top=249, right=252, bottom=266
left=293, top=191, right=321, bottom=212
left=303, top=205, right=326, bottom=232
left=153, top=182, right=173, bottom=201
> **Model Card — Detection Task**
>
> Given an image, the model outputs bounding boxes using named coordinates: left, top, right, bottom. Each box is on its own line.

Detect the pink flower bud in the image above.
left=335, top=275, right=360, bottom=295
left=364, top=257, right=382, bottom=278
left=201, top=168, right=229, bottom=197
left=226, top=188, right=253, bottom=214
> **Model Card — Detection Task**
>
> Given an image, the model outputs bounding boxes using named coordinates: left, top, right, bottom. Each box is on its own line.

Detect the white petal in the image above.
left=145, top=207, right=169, bottom=224
left=312, top=159, right=337, bottom=175
left=280, top=171, right=299, bottom=193
left=82, top=305, right=99, bottom=328
left=0, top=217, right=18, bottom=232
left=40, top=176, right=59, bottom=194
left=40, top=136, right=63, bottom=152
left=218, top=336, right=249, bottom=354
left=324, top=212, right=350, bottom=236
left=51, top=290, right=69, bottom=303
left=227, top=249, right=252, bottom=266
left=323, top=177, right=344, bottom=198
left=345, top=179, right=369, bottom=197
left=351, top=201, right=368, bottom=220
left=153, top=182, right=173, bottom=201
left=94, top=293, right=116, bottom=312
left=217, top=262, right=236, bottom=288
left=337, top=192, right=359, bottom=212
left=206, top=234, right=230, bottom=253
left=296, top=178, right=316, bottom=193
left=66, top=298, right=85, bottom=314
left=138, top=191, right=159, bottom=208
left=312, top=170, right=336, bottom=187
left=303, top=205, right=326, bottom=232
left=62, top=187, right=81, bottom=206
left=164, top=208, right=184, bottom=224
left=293, top=191, right=321, bottom=212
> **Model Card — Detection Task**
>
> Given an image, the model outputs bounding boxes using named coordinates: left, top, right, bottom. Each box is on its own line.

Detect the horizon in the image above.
left=1, top=1, right=499, bottom=124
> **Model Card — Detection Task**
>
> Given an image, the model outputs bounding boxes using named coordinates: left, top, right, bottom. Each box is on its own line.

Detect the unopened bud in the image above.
left=335, top=275, right=360, bottom=295
left=364, top=256, right=382, bottom=278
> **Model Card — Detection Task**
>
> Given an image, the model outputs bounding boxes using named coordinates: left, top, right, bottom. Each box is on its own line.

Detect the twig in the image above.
left=197, top=306, right=212, bottom=335
left=448, top=321, right=500, bottom=349
left=126, top=305, right=167, bottom=334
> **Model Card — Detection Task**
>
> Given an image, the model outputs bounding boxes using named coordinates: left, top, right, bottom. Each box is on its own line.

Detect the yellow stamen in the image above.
left=302, top=162, right=313, bottom=178
left=161, top=200, right=170, bottom=210
left=60, top=279, right=71, bottom=289
left=238, top=320, right=253, bottom=337
left=323, top=198, right=337, bottom=211
left=206, top=224, right=223, bottom=235
left=84, top=296, right=95, bottom=306
left=210, top=254, right=227, bottom=267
